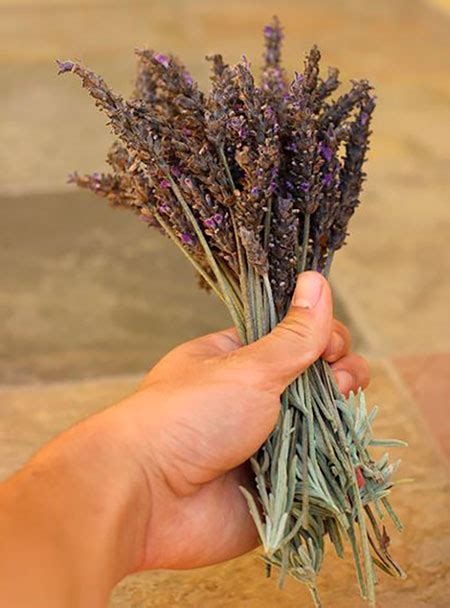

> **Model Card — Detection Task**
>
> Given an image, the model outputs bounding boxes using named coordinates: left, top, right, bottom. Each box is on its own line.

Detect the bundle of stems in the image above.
left=58, top=18, right=406, bottom=606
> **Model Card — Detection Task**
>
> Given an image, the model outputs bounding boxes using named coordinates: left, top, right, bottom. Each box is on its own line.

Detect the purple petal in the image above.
left=158, top=203, right=170, bottom=214
left=213, top=213, right=223, bottom=225
left=183, top=71, right=193, bottom=86
left=159, top=179, right=171, bottom=189
left=360, top=111, right=369, bottom=126
left=319, top=142, right=333, bottom=163
left=181, top=233, right=193, bottom=245
left=300, top=182, right=310, bottom=193
left=153, top=53, right=170, bottom=68
left=170, top=165, right=181, bottom=178
left=56, top=59, right=75, bottom=74
left=264, top=25, right=274, bottom=36
left=323, top=173, right=333, bottom=187
left=204, top=218, right=215, bottom=229
left=229, top=117, right=243, bottom=130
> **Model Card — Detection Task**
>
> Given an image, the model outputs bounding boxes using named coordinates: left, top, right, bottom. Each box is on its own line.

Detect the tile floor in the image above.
left=1, top=0, right=449, bottom=606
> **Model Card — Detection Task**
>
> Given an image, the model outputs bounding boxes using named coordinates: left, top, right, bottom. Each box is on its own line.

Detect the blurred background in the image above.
left=1, top=1, right=449, bottom=606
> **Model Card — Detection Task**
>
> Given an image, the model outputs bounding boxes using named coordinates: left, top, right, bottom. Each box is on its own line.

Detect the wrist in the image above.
left=0, top=406, right=151, bottom=607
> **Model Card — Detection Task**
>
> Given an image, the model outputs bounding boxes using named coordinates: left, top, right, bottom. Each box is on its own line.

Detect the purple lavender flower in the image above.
left=360, top=111, right=369, bottom=126
left=264, top=106, right=275, bottom=120
left=229, top=116, right=244, bottom=131
left=213, top=213, right=223, bottom=225
left=160, top=179, right=171, bottom=189
left=56, top=59, right=75, bottom=74
left=204, top=217, right=216, bottom=229
left=158, top=203, right=170, bottom=215
left=153, top=53, right=170, bottom=68
left=181, top=232, right=193, bottom=244
left=319, top=142, right=333, bottom=163
left=323, top=173, right=333, bottom=187
left=183, top=71, right=193, bottom=86
left=300, top=182, right=310, bottom=193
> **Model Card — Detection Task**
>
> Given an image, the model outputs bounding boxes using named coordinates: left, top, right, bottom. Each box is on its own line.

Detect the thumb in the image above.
left=234, top=272, right=333, bottom=391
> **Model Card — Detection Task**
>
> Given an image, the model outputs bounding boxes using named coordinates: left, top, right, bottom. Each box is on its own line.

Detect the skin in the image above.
left=0, top=272, right=369, bottom=608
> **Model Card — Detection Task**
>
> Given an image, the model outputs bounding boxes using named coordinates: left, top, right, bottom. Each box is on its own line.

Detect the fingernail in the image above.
left=334, top=370, right=353, bottom=394
left=292, top=272, right=324, bottom=309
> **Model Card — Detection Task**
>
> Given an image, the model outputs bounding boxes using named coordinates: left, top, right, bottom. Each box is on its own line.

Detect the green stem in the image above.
left=246, top=263, right=258, bottom=342
left=254, top=274, right=265, bottom=339
left=263, top=273, right=278, bottom=330
left=217, top=145, right=253, bottom=344
left=323, top=250, right=335, bottom=277
left=167, top=175, right=246, bottom=338
left=299, top=212, right=311, bottom=273
left=154, top=212, right=223, bottom=301
left=218, top=146, right=236, bottom=191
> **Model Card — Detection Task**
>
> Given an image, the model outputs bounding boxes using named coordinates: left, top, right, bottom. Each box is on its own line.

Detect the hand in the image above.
left=0, top=272, right=369, bottom=608
left=111, top=271, right=370, bottom=570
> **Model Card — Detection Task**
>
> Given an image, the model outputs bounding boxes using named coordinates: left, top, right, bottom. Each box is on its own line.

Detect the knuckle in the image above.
left=351, top=354, right=370, bottom=387
left=333, top=319, right=351, bottom=348
left=359, top=358, right=371, bottom=386
left=276, top=315, right=318, bottom=354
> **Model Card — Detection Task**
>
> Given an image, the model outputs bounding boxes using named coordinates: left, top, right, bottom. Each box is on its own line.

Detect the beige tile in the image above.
left=394, top=353, right=450, bottom=462
left=1, top=0, right=449, bottom=360
left=0, top=190, right=232, bottom=384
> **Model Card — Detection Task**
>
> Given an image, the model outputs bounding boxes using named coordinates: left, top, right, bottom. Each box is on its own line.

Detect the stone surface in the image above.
left=0, top=190, right=230, bottom=384
left=1, top=0, right=449, bottom=364
left=394, top=353, right=450, bottom=462
left=0, top=362, right=448, bottom=607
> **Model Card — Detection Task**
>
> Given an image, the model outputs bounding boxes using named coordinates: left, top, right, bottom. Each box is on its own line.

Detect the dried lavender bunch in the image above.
left=58, top=18, right=406, bottom=606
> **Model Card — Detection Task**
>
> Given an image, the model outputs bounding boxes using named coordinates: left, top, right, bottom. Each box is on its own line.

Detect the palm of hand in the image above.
left=132, top=329, right=278, bottom=570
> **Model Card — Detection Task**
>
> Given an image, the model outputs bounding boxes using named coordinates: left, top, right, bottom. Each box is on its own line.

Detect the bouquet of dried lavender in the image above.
left=58, top=18, right=406, bottom=606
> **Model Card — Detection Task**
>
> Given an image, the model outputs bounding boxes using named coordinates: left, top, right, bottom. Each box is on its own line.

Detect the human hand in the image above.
left=110, top=271, right=370, bottom=571
left=0, top=272, right=369, bottom=608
